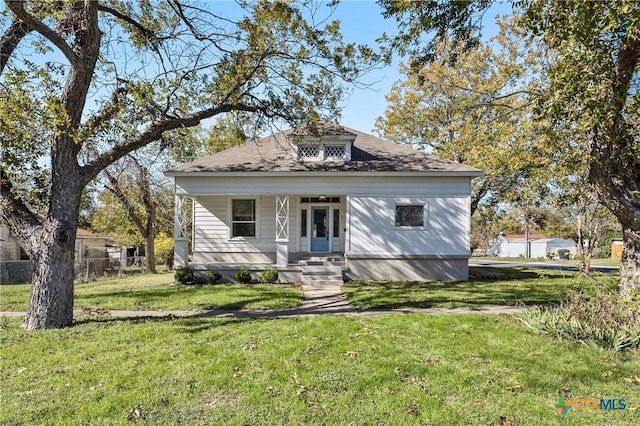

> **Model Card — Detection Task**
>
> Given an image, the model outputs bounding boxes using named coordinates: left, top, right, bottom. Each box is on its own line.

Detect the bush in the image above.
left=260, top=268, right=279, bottom=284
left=517, top=288, right=640, bottom=351
left=174, top=266, right=195, bottom=284
left=207, top=270, right=222, bottom=284
left=235, top=265, right=252, bottom=283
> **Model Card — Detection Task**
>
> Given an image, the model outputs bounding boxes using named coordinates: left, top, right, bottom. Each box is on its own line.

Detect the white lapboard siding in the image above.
left=347, top=196, right=470, bottom=256
left=193, top=195, right=297, bottom=253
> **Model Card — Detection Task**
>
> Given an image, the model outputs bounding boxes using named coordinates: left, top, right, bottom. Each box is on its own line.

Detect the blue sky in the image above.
left=325, top=0, right=512, bottom=133
left=330, top=0, right=402, bottom=133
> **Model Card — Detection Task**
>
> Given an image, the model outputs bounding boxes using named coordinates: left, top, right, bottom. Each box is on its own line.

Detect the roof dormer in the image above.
left=287, top=123, right=356, bottom=162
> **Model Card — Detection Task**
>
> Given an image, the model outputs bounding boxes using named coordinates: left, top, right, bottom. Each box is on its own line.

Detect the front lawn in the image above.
left=343, top=267, right=618, bottom=310
left=0, top=273, right=303, bottom=312
left=1, top=315, right=637, bottom=425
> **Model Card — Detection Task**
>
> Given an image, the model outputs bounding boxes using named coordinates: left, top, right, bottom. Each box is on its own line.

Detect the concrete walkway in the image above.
left=1, top=282, right=527, bottom=320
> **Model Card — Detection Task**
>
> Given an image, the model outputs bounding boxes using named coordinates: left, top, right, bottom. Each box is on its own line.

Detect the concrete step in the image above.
left=301, top=273, right=344, bottom=285
left=302, top=274, right=344, bottom=282
left=302, top=267, right=342, bottom=276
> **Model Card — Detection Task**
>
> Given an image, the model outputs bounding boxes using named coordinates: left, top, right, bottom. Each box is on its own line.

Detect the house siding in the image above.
left=0, top=225, right=20, bottom=261
left=192, top=195, right=299, bottom=263
left=347, top=196, right=470, bottom=256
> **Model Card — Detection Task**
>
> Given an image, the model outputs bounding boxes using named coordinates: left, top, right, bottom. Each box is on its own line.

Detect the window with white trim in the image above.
left=395, top=204, right=424, bottom=227
left=232, top=199, right=256, bottom=237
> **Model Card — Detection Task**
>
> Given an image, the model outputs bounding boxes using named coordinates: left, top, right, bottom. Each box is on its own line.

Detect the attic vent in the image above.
left=299, top=145, right=319, bottom=159
left=325, top=144, right=345, bottom=159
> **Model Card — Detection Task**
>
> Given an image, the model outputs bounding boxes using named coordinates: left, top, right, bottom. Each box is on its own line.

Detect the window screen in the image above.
left=232, top=199, right=256, bottom=237
left=395, top=205, right=424, bottom=227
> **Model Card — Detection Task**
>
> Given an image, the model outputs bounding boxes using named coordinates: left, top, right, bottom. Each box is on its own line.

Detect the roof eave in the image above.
left=164, top=170, right=483, bottom=178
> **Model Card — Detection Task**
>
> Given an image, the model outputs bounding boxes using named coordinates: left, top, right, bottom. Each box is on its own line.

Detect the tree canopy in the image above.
left=0, top=0, right=373, bottom=329
left=375, top=16, right=551, bottom=214
left=379, top=0, right=640, bottom=298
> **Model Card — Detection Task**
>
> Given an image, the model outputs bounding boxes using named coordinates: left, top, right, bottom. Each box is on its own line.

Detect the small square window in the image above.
left=395, top=205, right=424, bottom=227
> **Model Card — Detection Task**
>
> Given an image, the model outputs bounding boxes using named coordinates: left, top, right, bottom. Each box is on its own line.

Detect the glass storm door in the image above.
left=310, top=207, right=329, bottom=252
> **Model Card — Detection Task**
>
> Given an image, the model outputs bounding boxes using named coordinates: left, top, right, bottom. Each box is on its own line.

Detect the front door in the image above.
left=310, top=207, right=329, bottom=252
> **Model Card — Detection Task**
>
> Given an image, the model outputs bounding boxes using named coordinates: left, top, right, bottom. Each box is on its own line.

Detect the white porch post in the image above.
left=275, top=194, right=290, bottom=267
left=174, top=194, right=189, bottom=267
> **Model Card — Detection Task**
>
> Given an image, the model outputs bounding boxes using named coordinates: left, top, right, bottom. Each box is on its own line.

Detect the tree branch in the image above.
left=97, top=4, right=156, bottom=44
left=81, top=103, right=268, bottom=182
left=82, top=86, right=127, bottom=136
left=103, top=167, right=148, bottom=238
left=5, top=0, right=81, bottom=67
left=0, top=18, right=31, bottom=74
left=130, top=156, right=156, bottom=236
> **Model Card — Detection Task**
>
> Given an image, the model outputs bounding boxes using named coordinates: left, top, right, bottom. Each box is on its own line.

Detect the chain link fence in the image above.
left=0, top=260, right=33, bottom=284
left=0, top=257, right=148, bottom=284
left=75, top=256, right=148, bottom=281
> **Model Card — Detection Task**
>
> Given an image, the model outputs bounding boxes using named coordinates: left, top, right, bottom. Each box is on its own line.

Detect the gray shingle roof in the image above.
left=166, top=125, right=481, bottom=175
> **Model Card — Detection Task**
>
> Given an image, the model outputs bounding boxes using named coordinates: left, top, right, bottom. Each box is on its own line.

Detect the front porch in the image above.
left=173, top=193, right=347, bottom=273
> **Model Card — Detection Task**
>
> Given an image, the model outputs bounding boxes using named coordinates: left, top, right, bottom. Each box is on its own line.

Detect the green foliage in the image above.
left=154, top=232, right=173, bottom=266
left=174, top=266, right=195, bottom=285
left=207, top=270, right=223, bottom=284
left=376, top=16, right=551, bottom=213
left=235, top=265, right=252, bottom=284
left=518, top=288, right=640, bottom=351
left=91, top=183, right=174, bottom=247
left=260, top=268, right=279, bottom=284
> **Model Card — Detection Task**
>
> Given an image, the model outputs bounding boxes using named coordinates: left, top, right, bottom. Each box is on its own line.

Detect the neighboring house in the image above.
left=165, top=123, right=481, bottom=281
left=490, top=234, right=577, bottom=258
left=0, top=224, right=111, bottom=283
left=0, top=224, right=110, bottom=262
left=75, top=228, right=111, bottom=261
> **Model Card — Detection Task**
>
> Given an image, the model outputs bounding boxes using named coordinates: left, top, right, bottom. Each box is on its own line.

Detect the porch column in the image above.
left=174, top=194, right=189, bottom=267
left=275, top=194, right=289, bottom=267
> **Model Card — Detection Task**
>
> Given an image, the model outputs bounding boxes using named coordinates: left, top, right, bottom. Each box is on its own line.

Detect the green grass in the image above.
left=0, top=273, right=303, bottom=312
left=343, top=267, right=619, bottom=310
left=1, top=314, right=637, bottom=425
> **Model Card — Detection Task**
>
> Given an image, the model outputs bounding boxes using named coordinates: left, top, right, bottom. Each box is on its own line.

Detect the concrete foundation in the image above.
left=345, top=256, right=469, bottom=281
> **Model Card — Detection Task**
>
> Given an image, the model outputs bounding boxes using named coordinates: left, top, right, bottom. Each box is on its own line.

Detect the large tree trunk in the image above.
left=22, top=229, right=77, bottom=330
left=620, top=228, right=640, bottom=299
left=21, top=183, right=83, bottom=330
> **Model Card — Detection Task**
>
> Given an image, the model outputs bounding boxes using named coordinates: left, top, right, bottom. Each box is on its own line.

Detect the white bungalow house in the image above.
left=164, top=124, right=482, bottom=281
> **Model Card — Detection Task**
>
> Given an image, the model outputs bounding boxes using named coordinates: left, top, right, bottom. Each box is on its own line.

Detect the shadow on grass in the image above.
left=344, top=267, right=578, bottom=310
left=74, top=284, right=303, bottom=311
left=467, top=266, right=569, bottom=281
left=71, top=315, right=252, bottom=331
